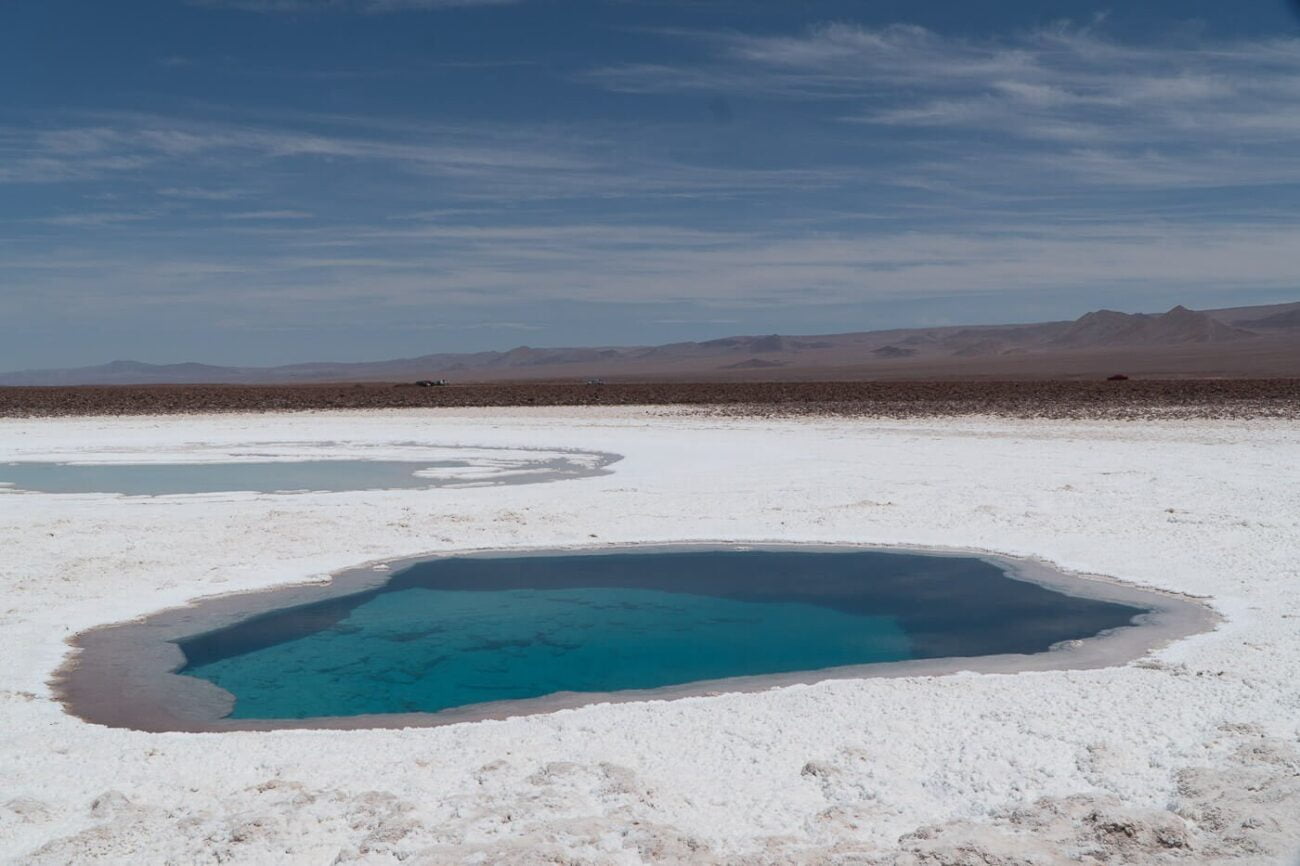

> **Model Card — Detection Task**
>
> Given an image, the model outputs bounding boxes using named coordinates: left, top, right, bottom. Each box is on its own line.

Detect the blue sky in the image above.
left=3, top=0, right=1300, bottom=367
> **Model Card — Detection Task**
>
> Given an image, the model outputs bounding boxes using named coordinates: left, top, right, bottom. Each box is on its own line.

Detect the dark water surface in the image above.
left=178, top=549, right=1146, bottom=720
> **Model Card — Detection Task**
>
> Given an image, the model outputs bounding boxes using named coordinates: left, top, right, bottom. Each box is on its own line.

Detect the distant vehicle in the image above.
left=584, top=378, right=605, bottom=385
left=414, top=379, right=449, bottom=387
left=1106, top=374, right=1130, bottom=381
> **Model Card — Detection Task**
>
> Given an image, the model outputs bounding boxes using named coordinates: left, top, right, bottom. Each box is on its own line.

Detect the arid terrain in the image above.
left=2, top=379, right=1298, bottom=420
left=4, top=301, right=1298, bottom=387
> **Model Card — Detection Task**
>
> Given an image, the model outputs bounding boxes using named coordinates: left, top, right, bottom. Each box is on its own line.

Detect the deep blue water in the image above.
left=178, top=549, right=1145, bottom=720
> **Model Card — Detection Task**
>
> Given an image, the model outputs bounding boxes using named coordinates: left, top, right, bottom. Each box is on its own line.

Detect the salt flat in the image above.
left=1, top=408, right=1298, bottom=864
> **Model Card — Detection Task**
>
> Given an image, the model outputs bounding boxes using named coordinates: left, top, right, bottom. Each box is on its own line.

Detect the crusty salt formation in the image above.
left=2, top=408, right=1298, bottom=864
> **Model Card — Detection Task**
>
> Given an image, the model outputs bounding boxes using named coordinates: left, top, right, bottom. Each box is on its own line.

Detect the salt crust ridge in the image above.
left=1, top=408, right=1298, bottom=864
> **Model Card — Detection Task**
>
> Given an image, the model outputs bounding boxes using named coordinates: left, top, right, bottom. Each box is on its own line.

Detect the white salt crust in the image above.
left=1, top=408, right=1298, bottom=864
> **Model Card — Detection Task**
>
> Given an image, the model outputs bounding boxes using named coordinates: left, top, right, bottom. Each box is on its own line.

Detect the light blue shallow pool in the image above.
left=0, top=454, right=611, bottom=495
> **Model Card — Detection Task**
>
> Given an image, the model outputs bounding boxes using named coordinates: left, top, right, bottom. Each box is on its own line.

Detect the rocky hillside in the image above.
left=2, top=300, right=1295, bottom=385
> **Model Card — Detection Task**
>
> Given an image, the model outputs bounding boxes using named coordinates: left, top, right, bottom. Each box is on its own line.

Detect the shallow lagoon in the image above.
left=0, top=453, right=613, bottom=495
left=177, top=549, right=1147, bottom=720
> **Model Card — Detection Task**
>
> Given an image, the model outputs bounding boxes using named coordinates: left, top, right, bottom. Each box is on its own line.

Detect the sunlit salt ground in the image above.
left=0, top=450, right=614, bottom=495
left=177, top=549, right=1143, bottom=720
left=2, top=410, right=1298, bottom=864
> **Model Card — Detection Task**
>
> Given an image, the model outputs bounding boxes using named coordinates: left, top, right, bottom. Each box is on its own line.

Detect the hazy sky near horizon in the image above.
left=4, top=0, right=1300, bottom=368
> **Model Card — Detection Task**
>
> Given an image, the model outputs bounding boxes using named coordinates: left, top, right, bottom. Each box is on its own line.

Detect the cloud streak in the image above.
left=188, top=0, right=520, bottom=13
left=0, top=110, right=871, bottom=206
left=6, top=14, right=1299, bottom=367
left=587, top=22, right=1300, bottom=191
left=8, top=217, right=1300, bottom=314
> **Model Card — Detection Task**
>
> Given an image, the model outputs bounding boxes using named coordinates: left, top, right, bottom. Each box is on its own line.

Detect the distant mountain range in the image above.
left=4, top=301, right=1299, bottom=386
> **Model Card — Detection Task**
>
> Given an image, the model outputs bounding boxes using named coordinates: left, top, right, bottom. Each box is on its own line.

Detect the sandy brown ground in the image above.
left=1, top=379, right=1298, bottom=419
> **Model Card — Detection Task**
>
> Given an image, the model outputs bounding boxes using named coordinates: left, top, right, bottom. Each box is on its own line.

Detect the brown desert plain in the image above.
left=1, top=300, right=1297, bottom=419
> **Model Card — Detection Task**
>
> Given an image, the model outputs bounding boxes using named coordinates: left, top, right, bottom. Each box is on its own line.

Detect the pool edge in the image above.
left=49, top=542, right=1220, bottom=733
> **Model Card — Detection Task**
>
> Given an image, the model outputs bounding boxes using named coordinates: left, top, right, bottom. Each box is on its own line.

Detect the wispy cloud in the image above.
left=6, top=16, right=1299, bottom=366
left=188, top=0, right=520, bottom=13
left=0, top=112, right=599, bottom=191
left=224, top=210, right=314, bottom=220
left=158, top=186, right=251, bottom=201
left=0, top=110, right=869, bottom=206
left=34, top=211, right=164, bottom=228
left=586, top=22, right=1300, bottom=191
left=8, top=217, right=1299, bottom=312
